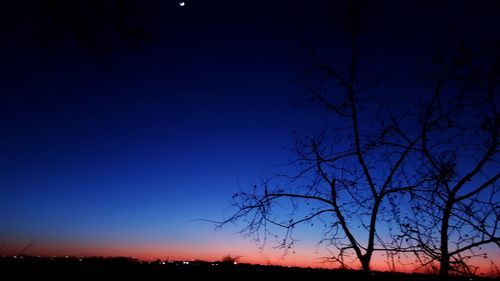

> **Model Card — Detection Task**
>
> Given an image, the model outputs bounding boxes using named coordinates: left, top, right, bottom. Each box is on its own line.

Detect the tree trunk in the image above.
left=440, top=200, right=452, bottom=280
left=360, top=255, right=371, bottom=273
left=440, top=252, right=450, bottom=280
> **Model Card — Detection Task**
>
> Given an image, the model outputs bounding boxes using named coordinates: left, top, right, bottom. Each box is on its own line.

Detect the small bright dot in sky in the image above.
left=179, top=2, right=185, bottom=7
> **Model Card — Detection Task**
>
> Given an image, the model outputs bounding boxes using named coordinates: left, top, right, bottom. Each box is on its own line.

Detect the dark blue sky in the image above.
left=0, top=0, right=320, bottom=261
left=1, top=0, right=499, bottom=265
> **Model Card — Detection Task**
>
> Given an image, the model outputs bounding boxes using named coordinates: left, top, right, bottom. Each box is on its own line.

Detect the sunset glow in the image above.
left=1, top=0, right=499, bottom=278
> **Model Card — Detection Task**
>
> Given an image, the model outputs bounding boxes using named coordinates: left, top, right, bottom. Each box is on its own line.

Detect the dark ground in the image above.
left=0, top=256, right=497, bottom=280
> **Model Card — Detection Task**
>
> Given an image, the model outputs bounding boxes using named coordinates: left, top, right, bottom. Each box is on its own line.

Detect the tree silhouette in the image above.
left=216, top=4, right=439, bottom=273
left=216, top=5, right=499, bottom=275
left=398, top=46, right=500, bottom=279
left=221, top=254, right=241, bottom=264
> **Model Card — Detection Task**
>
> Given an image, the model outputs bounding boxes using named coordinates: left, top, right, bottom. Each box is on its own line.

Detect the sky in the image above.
left=0, top=0, right=499, bottom=272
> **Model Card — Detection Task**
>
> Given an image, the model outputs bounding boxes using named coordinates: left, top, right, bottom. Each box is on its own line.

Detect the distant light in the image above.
left=161, top=262, right=166, bottom=265
left=179, top=2, right=185, bottom=7
left=79, top=259, right=83, bottom=262
left=233, top=261, right=238, bottom=265
left=13, top=256, right=17, bottom=259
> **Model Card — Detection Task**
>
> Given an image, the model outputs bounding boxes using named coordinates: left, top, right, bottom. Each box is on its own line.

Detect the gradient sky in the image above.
left=1, top=0, right=499, bottom=271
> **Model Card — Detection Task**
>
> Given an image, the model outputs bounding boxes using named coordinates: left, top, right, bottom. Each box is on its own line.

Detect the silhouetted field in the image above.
left=0, top=256, right=496, bottom=280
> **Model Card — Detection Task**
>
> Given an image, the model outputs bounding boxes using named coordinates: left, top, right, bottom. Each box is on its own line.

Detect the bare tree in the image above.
left=217, top=45, right=499, bottom=276
left=215, top=6, right=438, bottom=273
left=215, top=4, right=499, bottom=276
left=399, top=46, right=500, bottom=279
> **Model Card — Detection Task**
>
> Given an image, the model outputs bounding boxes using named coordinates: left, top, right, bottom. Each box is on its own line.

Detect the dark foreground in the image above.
left=0, top=256, right=497, bottom=280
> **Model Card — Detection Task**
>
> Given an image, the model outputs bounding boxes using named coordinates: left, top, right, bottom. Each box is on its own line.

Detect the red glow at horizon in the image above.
left=1, top=241, right=498, bottom=276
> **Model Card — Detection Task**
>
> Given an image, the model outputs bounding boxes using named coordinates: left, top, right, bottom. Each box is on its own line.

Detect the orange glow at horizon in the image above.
left=2, top=241, right=498, bottom=276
